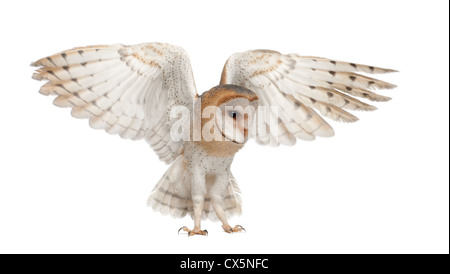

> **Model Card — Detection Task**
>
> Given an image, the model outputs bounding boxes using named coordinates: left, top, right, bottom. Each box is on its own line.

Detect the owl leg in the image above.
left=184, top=196, right=208, bottom=236
left=178, top=197, right=208, bottom=236
left=178, top=172, right=208, bottom=236
left=211, top=195, right=246, bottom=234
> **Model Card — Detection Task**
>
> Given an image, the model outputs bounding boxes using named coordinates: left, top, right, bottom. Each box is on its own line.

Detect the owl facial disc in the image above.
left=215, top=97, right=258, bottom=144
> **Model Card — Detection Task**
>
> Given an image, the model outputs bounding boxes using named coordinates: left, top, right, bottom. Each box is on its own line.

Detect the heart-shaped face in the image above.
left=215, top=97, right=259, bottom=144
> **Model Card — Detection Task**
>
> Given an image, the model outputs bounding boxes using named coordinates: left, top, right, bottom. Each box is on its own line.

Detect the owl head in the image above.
left=198, top=84, right=259, bottom=146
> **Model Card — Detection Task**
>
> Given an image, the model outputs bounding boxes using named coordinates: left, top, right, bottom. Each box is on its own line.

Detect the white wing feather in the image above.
left=32, top=43, right=197, bottom=164
left=220, top=50, right=396, bottom=145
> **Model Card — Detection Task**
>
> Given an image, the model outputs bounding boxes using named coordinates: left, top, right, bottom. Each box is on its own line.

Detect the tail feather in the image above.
left=147, top=156, right=190, bottom=218
left=147, top=156, right=242, bottom=221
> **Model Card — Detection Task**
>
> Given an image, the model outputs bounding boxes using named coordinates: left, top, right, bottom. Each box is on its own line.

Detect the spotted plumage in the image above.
left=31, top=42, right=396, bottom=236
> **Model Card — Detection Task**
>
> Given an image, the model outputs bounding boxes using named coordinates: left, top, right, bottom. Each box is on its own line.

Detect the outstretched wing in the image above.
left=32, top=42, right=197, bottom=164
left=220, top=50, right=396, bottom=145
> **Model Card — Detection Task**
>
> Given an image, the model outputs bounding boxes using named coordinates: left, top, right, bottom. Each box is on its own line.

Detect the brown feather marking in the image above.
left=46, top=57, right=56, bottom=67
left=144, top=44, right=164, bottom=56
left=250, top=59, right=282, bottom=77
left=132, top=53, right=161, bottom=68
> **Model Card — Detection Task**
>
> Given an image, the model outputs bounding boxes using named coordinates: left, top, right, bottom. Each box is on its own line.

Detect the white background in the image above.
left=0, top=0, right=448, bottom=254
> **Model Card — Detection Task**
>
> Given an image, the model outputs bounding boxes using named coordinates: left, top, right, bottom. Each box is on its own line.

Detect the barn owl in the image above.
left=31, top=42, right=396, bottom=236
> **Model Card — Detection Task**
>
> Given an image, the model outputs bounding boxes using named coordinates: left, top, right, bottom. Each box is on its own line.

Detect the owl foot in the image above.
left=178, top=226, right=208, bottom=236
left=222, top=224, right=246, bottom=233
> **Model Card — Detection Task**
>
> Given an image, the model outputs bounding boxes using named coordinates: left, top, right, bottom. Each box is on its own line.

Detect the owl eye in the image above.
left=228, top=110, right=238, bottom=119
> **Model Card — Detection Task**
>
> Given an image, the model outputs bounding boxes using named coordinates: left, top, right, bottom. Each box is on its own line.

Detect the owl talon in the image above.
left=178, top=226, right=208, bottom=236
left=178, top=226, right=190, bottom=234
left=223, top=224, right=246, bottom=233
left=188, top=229, right=208, bottom=237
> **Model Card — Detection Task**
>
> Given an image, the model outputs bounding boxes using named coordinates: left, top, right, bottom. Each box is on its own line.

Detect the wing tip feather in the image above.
left=369, top=105, right=378, bottom=111
left=384, top=68, right=399, bottom=74
left=342, top=116, right=359, bottom=123
left=38, top=87, right=51, bottom=96
left=377, top=96, right=392, bottom=102
left=32, top=72, right=43, bottom=81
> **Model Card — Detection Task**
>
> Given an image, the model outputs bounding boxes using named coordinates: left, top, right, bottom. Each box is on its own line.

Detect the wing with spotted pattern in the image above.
left=32, top=42, right=197, bottom=164
left=220, top=50, right=396, bottom=146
